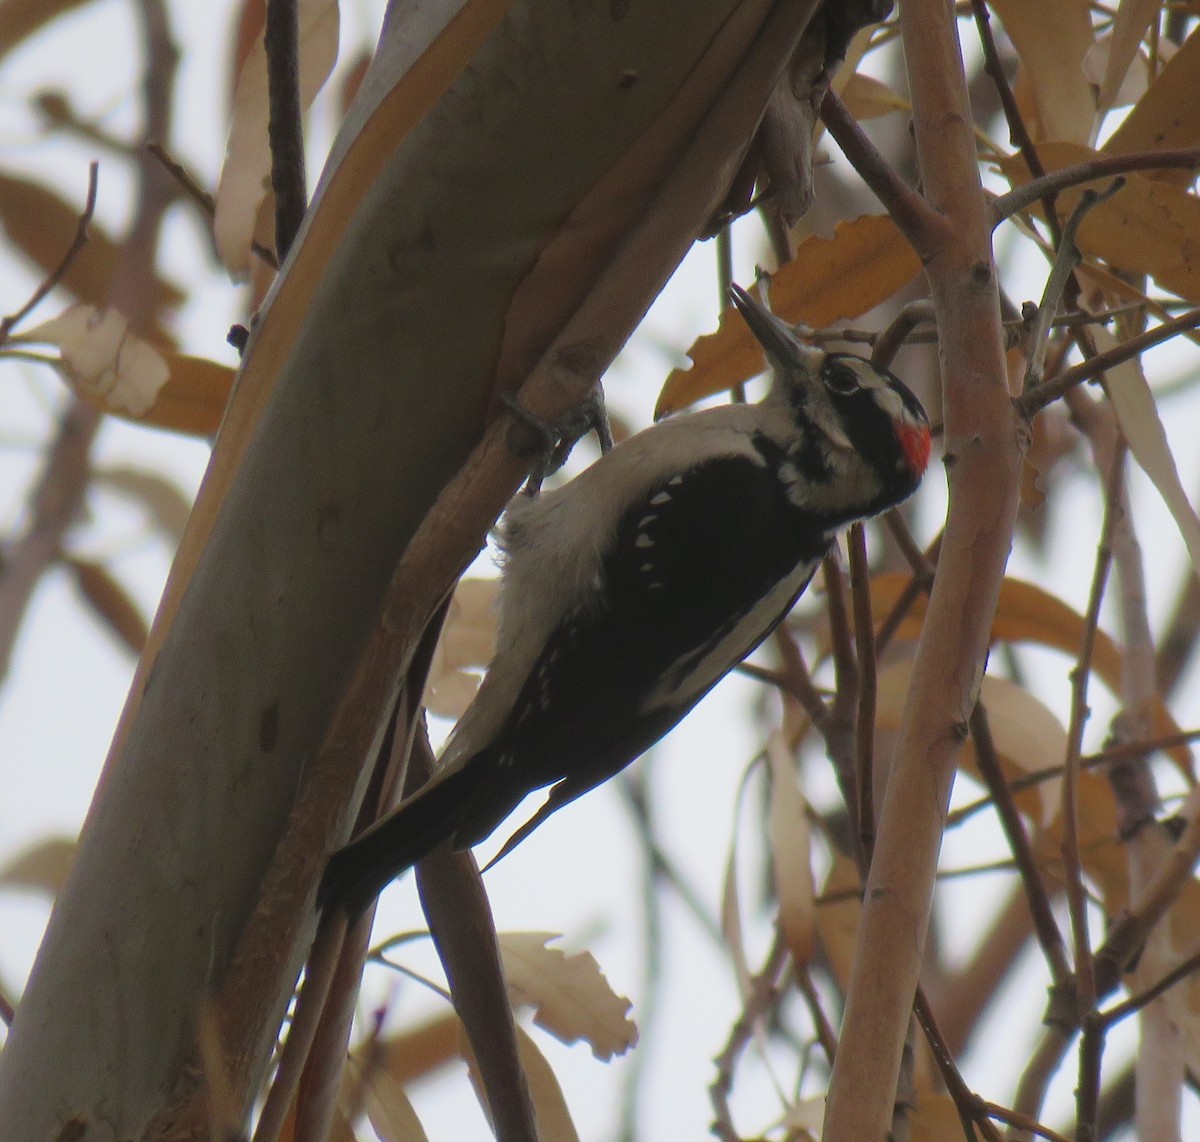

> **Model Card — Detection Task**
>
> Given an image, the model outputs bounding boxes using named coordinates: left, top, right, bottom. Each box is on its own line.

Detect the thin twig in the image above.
left=969, top=703, right=1073, bottom=987
left=992, top=149, right=1200, bottom=228
left=969, top=0, right=1061, bottom=247
left=1061, top=443, right=1126, bottom=1140
left=146, top=142, right=279, bottom=269
left=1099, top=948, right=1200, bottom=1030
left=913, top=988, right=1004, bottom=1142
left=985, top=1102, right=1076, bottom=1142
left=1023, top=181, right=1125, bottom=391
left=819, top=89, right=949, bottom=256
left=871, top=301, right=936, bottom=371
left=0, top=162, right=99, bottom=343
left=709, top=930, right=790, bottom=1142
left=264, top=0, right=307, bottom=262
left=847, top=525, right=878, bottom=859
left=1019, top=304, right=1200, bottom=416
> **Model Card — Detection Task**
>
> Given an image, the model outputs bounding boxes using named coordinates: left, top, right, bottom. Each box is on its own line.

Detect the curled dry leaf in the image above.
left=655, top=214, right=921, bottom=417
left=0, top=837, right=76, bottom=897
left=497, top=931, right=637, bottom=1061
left=459, top=1021, right=581, bottom=1142
left=1095, top=325, right=1200, bottom=584
left=18, top=305, right=168, bottom=416
left=423, top=578, right=499, bottom=719
left=766, top=730, right=815, bottom=968
left=214, top=0, right=341, bottom=278
left=14, top=306, right=234, bottom=434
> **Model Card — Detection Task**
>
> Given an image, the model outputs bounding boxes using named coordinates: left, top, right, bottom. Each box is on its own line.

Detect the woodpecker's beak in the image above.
left=729, top=283, right=822, bottom=376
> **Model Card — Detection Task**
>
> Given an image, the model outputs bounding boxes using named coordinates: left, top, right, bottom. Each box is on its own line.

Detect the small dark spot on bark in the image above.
left=317, top=502, right=342, bottom=550
left=618, top=69, right=638, bottom=90
left=260, top=700, right=280, bottom=752
left=942, top=450, right=957, bottom=469
left=969, top=260, right=992, bottom=287
left=952, top=720, right=970, bottom=743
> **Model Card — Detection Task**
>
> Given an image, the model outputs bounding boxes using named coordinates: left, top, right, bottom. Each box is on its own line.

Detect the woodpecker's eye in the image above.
left=821, top=360, right=862, bottom=396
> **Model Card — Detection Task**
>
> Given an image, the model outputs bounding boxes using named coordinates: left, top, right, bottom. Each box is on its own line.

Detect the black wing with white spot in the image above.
left=446, top=450, right=833, bottom=850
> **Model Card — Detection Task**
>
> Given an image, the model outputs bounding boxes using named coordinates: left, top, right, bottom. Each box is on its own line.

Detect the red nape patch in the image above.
left=897, top=422, right=932, bottom=476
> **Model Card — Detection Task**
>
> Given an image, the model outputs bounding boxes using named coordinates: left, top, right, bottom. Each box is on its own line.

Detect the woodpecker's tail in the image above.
left=317, top=762, right=482, bottom=919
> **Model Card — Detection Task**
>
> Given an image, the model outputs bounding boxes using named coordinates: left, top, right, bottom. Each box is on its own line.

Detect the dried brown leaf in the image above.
left=95, top=466, right=193, bottom=545
left=814, top=851, right=862, bottom=994
left=0, top=837, right=76, bottom=896
left=214, top=0, right=341, bottom=277
left=423, top=578, right=499, bottom=719
left=497, top=932, right=637, bottom=1061
left=1104, top=23, right=1200, bottom=178
left=989, top=0, right=1096, bottom=143
left=877, top=665, right=1066, bottom=826
left=656, top=214, right=921, bottom=416
left=460, top=1021, right=580, bottom=1142
left=375, top=1015, right=461, bottom=1087
left=839, top=71, right=908, bottom=120
left=66, top=557, right=150, bottom=655
left=1096, top=325, right=1200, bottom=580
left=867, top=573, right=1192, bottom=775
left=0, top=0, right=90, bottom=61
left=0, top=174, right=184, bottom=321
left=766, top=730, right=814, bottom=967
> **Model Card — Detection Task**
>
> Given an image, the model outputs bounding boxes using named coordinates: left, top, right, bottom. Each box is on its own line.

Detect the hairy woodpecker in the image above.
left=320, top=284, right=930, bottom=916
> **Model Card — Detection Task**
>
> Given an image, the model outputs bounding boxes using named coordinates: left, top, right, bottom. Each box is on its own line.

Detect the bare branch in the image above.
left=265, top=0, right=307, bottom=261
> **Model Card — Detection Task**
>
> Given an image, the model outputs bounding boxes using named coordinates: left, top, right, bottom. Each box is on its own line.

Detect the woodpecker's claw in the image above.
left=501, top=386, right=612, bottom=495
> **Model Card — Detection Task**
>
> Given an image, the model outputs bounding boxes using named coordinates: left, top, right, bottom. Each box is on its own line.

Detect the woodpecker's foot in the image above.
left=501, top=386, right=612, bottom=494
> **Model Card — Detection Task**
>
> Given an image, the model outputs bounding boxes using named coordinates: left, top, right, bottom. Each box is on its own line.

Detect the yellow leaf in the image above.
left=998, top=142, right=1200, bottom=302
left=867, top=574, right=1193, bottom=776
left=655, top=215, right=920, bottom=417
left=1104, top=25, right=1200, bottom=180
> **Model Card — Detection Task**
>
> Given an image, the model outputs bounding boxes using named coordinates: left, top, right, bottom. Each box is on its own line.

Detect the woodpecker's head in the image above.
left=730, top=284, right=931, bottom=504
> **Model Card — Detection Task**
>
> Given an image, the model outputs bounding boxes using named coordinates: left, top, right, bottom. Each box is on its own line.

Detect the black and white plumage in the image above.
left=319, top=285, right=931, bottom=916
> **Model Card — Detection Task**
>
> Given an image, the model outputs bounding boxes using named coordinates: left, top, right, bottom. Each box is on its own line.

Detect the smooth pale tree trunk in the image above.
left=0, top=2, right=820, bottom=1137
